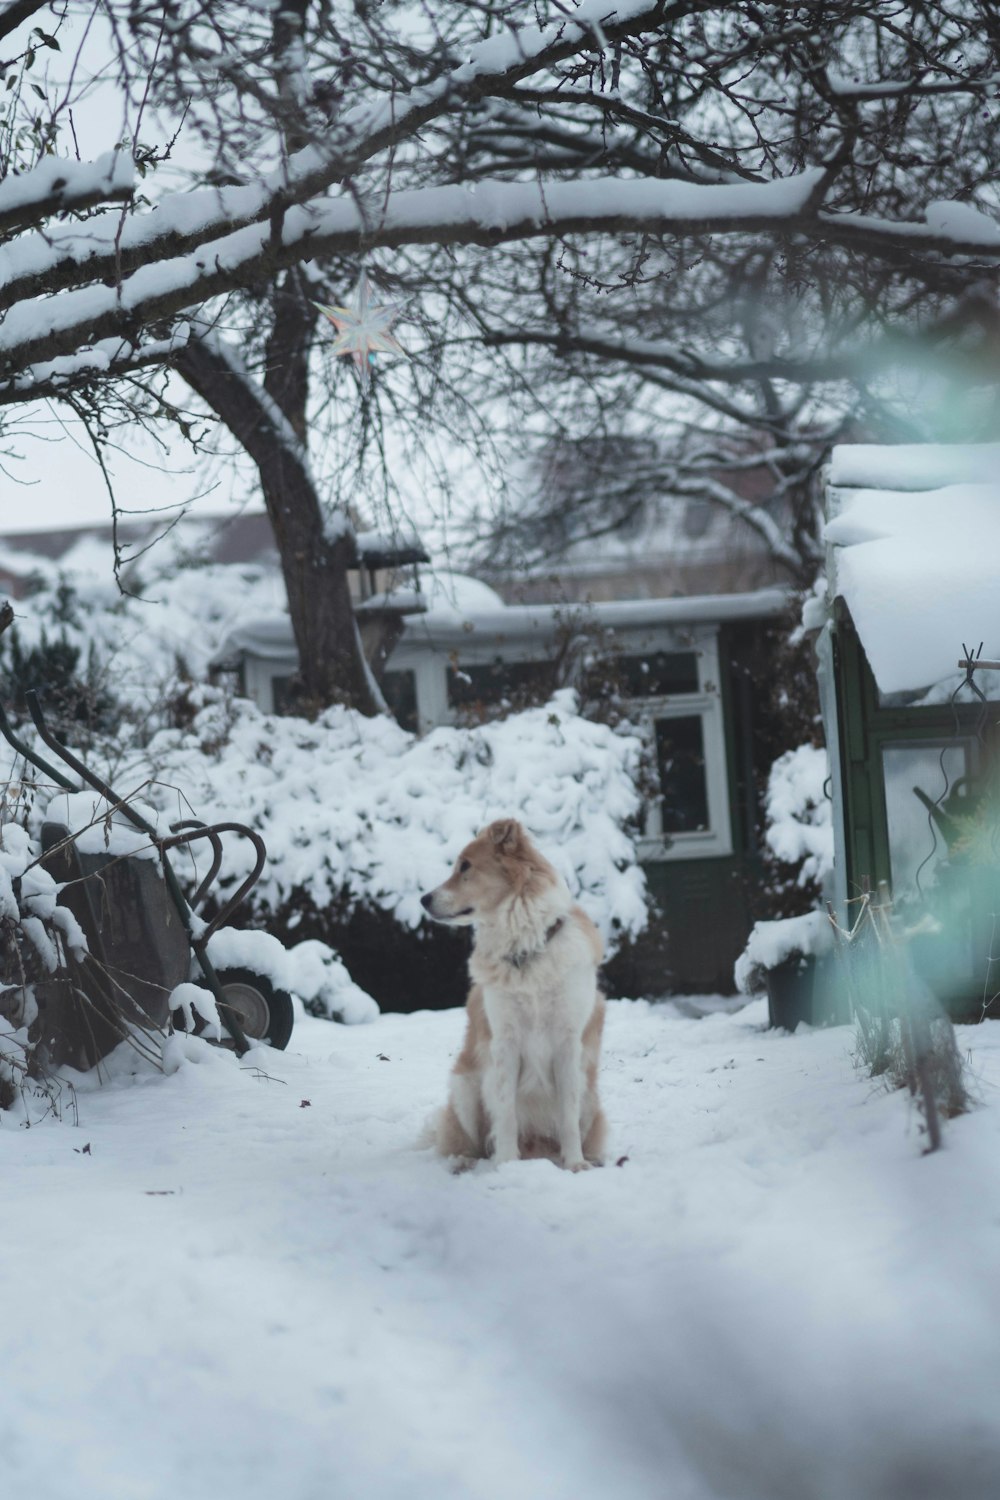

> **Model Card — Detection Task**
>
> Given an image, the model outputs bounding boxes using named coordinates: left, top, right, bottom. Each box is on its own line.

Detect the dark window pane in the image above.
left=615, top=651, right=699, bottom=697
left=382, top=669, right=418, bottom=733
left=655, top=715, right=709, bottom=833
left=271, top=674, right=293, bottom=713
left=447, top=658, right=553, bottom=710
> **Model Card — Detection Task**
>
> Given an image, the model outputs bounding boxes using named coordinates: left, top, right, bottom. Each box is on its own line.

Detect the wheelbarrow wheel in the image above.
left=215, top=967, right=295, bottom=1050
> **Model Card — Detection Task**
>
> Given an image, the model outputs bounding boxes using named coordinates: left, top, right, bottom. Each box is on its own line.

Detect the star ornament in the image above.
left=314, top=273, right=408, bottom=390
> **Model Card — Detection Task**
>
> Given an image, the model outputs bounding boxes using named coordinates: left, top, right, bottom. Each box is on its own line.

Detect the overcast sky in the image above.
left=0, top=7, right=241, bottom=536
left=0, top=395, right=249, bottom=533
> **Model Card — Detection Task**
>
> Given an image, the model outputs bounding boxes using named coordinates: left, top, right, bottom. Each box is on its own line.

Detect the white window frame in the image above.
left=628, top=630, right=733, bottom=862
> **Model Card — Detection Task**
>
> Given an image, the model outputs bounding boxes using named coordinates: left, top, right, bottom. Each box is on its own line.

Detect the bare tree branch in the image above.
left=0, top=0, right=50, bottom=44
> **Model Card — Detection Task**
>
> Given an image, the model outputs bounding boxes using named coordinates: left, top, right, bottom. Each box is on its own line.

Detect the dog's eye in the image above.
left=459, top=859, right=471, bottom=874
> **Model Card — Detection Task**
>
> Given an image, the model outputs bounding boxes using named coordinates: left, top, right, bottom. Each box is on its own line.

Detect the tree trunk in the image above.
left=175, top=337, right=379, bottom=716
left=175, top=0, right=380, bottom=718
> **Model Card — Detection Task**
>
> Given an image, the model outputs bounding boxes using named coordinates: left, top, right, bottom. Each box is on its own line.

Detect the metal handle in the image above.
left=166, top=819, right=224, bottom=912
left=160, top=821, right=268, bottom=950
left=0, top=694, right=77, bottom=790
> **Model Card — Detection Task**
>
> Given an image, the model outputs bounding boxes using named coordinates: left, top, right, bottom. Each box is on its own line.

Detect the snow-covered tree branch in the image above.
left=0, top=0, right=997, bottom=702
left=0, top=149, right=132, bottom=237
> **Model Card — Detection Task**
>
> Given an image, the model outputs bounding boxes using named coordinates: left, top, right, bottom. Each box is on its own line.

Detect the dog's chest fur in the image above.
left=471, top=923, right=596, bottom=1065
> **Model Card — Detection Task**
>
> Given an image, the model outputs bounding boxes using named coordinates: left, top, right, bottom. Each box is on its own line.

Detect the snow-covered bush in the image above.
left=132, top=686, right=647, bottom=954
left=202, top=925, right=377, bottom=1025
left=734, top=747, right=834, bottom=998
left=0, top=527, right=286, bottom=743
left=764, top=744, right=833, bottom=888
left=1, top=541, right=648, bottom=1018
left=0, top=822, right=89, bottom=1111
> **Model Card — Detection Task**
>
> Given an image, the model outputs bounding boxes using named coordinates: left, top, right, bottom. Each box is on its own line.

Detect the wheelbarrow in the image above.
left=0, top=688, right=294, bottom=1070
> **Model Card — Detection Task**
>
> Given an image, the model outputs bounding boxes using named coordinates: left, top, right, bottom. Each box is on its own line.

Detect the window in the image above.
left=881, top=740, right=972, bottom=902
left=447, top=657, right=554, bottom=714
left=420, top=626, right=732, bottom=862
left=583, top=650, right=699, bottom=702
left=271, top=674, right=294, bottom=714
left=625, top=631, right=732, bottom=861
left=382, top=669, right=418, bottom=733
left=655, top=714, right=709, bottom=834
left=615, top=651, right=699, bottom=698
left=879, top=737, right=984, bottom=994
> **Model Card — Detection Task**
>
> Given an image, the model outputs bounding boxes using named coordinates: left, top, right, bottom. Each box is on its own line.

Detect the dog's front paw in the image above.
left=490, top=1151, right=519, bottom=1168
left=564, top=1158, right=592, bottom=1173
left=447, top=1155, right=478, bottom=1175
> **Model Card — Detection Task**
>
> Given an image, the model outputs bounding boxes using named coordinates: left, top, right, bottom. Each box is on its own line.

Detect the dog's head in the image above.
left=420, top=819, right=547, bottom=927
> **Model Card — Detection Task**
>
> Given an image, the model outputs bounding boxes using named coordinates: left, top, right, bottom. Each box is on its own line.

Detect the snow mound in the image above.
left=286, top=939, right=379, bottom=1024
left=205, top=927, right=292, bottom=990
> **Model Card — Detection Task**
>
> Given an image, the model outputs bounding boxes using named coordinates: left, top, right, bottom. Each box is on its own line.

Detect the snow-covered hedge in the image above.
left=130, top=687, right=648, bottom=953
left=3, top=533, right=649, bottom=954
left=764, top=743, right=833, bottom=886
left=0, top=523, right=287, bottom=728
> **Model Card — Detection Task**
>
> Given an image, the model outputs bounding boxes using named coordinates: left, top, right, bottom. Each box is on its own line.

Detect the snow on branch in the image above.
left=5, top=164, right=1000, bottom=395
left=825, top=68, right=1000, bottom=101
left=666, top=472, right=815, bottom=576
left=0, top=0, right=669, bottom=312
left=0, top=151, right=134, bottom=237
left=0, top=170, right=823, bottom=381
left=0, top=327, right=195, bottom=406
left=343, top=0, right=672, bottom=153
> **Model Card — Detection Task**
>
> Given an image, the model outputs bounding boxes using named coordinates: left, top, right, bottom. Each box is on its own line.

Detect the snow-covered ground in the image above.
left=3, top=999, right=1000, bottom=1500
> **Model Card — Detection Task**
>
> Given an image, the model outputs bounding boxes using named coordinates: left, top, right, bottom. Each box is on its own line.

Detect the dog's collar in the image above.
left=504, top=917, right=565, bottom=969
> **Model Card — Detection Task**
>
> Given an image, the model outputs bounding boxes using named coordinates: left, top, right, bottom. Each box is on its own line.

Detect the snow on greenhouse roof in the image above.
left=826, top=444, right=1000, bottom=695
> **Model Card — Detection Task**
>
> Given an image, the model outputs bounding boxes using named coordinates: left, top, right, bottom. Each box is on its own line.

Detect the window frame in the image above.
left=629, top=629, right=733, bottom=862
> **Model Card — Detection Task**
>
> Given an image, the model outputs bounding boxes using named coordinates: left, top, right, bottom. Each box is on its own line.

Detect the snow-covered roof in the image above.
left=826, top=443, right=1000, bottom=696
left=211, top=615, right=299, bottom=665
left=829, top=442, right=1000, bottom=491
left=353, top=529, right=428, bottom=566
left=421, top=570, right=507, bottom=618
left=354, top=589, right=428, bottom=617
left=210, top=584, right=790, bottom=667
left=405, top=587, right=789, bottom=650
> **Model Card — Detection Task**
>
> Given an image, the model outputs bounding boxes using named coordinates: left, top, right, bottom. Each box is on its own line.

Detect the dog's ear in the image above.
left=489, top=818, right=524, bottom=853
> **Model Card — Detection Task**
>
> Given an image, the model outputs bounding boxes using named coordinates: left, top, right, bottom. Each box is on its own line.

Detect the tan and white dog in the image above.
left=421, top=819, right=607, bottom=1171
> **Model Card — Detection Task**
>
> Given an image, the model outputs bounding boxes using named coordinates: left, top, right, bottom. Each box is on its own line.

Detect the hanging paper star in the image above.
left=314, top=273, right=408, bottom=390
